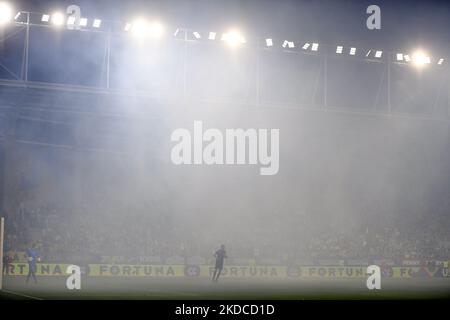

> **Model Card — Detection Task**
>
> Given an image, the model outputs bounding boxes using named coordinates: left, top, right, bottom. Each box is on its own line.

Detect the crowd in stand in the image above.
left=4, top=199, right=450, bottom=265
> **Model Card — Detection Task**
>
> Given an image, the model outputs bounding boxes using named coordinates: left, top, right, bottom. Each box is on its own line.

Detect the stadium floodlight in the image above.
left=14, top=12, right=20, bottom=20
left=127, top=19, right=163, bottom=39
left=336, top=46, right=343, bottom=54
left=412, top=50, right=429, bottom=68
left=41, top=14, right=50, bottom=22
left=193, top=31, right=201, bottom=39
left=375, top=50, right=383, bottom=58
left=349, top=47, right=356, bottom=55
left=208, top=32, right=216, bottom=40
left=93, top=19, right=101, bottom=28
left=0, top=2, right=13, bottom=24
left=311, top=43, right=319, bottom=51
left=148, top=21, right=164, bottom=38
left=302, top=43, right=310, bottom=50
left=222, top=30, right=245, bottom=47
left=80, top=18, right=87, bottom=27
left=282, top=40, right=295, bottom=49
left=265, top=38, right=273, bottom=47
left=396, top=53, right=404, bottom=61
left=51, top=12, right=65, bottom=26
left=130, top=18, right=148, bottom=38
left=437, top=58, right=444, bottom=65
left=404, top=54, right=411, bottom=62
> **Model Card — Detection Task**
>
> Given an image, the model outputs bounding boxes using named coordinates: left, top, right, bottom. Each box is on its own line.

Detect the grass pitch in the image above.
left=1, top=275, right=449, bottom=300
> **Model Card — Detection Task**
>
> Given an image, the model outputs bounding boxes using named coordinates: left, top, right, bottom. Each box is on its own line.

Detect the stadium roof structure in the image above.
left=0, top=9, right=448, bottom=122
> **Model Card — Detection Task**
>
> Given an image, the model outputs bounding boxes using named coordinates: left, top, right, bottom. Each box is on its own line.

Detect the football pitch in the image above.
left=1, top=276, right=449, bottom=300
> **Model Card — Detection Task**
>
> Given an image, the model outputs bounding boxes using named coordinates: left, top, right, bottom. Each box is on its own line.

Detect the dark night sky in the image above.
left=11, top=0, right=450, bottom=54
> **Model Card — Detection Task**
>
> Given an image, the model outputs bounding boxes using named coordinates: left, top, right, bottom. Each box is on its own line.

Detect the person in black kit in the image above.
left=212, top=244, right=227, bottom=282
left=3, top=253, right=12, bottom=275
